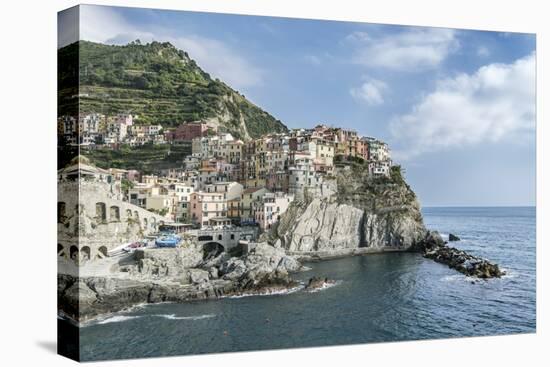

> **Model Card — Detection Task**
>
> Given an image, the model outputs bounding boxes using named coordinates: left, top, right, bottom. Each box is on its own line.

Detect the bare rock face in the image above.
left=220, top=243, right=301, bottom=280
left=266, top=164, right=429, bottom=256
left=362, top=207, right=427, bottom=250
left=134, top=244, right=203, bottom=278
left=274, top=199, right=364, bottom=252
left=270, top=198, right=427, bottom=255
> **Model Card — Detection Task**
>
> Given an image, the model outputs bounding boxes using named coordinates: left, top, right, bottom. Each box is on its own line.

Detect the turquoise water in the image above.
left=78, top=207, right=536, bottom=361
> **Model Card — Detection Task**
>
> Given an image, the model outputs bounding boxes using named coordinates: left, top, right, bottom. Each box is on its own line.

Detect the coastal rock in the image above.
left=64, top=280, right=97, bottom=305
left=275, top=198, right=364, bottom=252
left=422, top=231, right=446, bottom=250
left=271, top=198, right=427, bottom=255
left=362, top=208, right=427, bottom=250
left=188, top=269, right=210, bottom=284
left=305, top=276, right=334, bottom=290
left=209, top=267, right=219, bottom=279
left=220, top=258, right=247, bottom=280
left=267, top=163, right=429, bottom=256
left=246, top=243, right=301, bottom=272
left=449, top=233, right=461, bottom=242
left=135, top=245, right=203, bottom=278
left=216, top=243, right=301, bottom=292
left=423, top=245, right=504, bottom=278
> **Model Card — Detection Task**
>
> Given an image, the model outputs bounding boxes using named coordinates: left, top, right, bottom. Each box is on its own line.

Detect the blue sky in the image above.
left=59, top=5, right=536, bottom=206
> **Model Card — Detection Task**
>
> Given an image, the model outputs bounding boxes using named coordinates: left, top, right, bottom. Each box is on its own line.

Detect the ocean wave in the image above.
left=96, top=315, right=142, bottom=325
left=439, top=274, right=481, bottom=283
left=501, top=269, right=518, bottom=279
left=151, top=314, right=216, bottom=320
left=225, top=284, right=305, bottom=299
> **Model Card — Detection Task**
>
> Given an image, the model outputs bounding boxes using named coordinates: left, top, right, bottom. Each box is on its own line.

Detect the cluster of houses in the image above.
left=58, top=113, right=165, bottom=146
left=83, top=121, right=394, bottom=232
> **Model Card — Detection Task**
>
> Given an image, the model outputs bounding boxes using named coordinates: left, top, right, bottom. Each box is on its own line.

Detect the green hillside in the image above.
left=59, top=40, right=288, bottom=140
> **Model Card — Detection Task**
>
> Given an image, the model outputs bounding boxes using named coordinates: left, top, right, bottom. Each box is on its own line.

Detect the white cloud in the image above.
left=346, top=28, right=459, bottom=71
left=390, top=52, right=536, bottom=160
left=78, top=5, right=263, bottom=89
left=477, top=46, right=490, bottom=57
left=350, top=78, right=388, bottom=106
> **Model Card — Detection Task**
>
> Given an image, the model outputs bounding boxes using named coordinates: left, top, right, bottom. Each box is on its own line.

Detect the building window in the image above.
left=95, top=202, right=107, bottom=223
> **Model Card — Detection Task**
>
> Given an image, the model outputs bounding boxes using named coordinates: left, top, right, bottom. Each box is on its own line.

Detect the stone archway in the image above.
left=80, top=246, right=91, bottom=262
left=97, top=246, right=108, bottom=260
left=69, top=245, right=79, bottom=262
left=202, top=242, right=224, bottom=260
left=58, top=243, right=66, bottom=258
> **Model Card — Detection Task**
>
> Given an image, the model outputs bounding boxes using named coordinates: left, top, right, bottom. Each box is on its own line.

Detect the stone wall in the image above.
left=57, top=180, right=168, bottom=263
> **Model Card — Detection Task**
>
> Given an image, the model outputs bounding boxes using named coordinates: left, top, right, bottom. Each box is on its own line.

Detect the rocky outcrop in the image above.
left=419, top=231, right=504, bottom=278
left=264, top=163, right=503, bottom=279
left=269, top=198, right=426, bottom=256
left=449, top=233, right=461, bottom=242
left=266, top=164, right=428, bottom=257
left=305, top=276, right=335, bottom=290
left=58, top=243, right=303, bottom=323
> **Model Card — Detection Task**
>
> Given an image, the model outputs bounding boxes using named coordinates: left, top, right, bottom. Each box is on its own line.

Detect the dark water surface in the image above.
left=79, top=207, right=536, bottom=361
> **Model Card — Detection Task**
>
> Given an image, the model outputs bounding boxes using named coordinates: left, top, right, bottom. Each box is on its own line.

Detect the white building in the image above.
left=289, top=155, right=323, bottom=200
left=254, top=192, right=294, bottom=231
left=368, top=161, right=391, bottom=177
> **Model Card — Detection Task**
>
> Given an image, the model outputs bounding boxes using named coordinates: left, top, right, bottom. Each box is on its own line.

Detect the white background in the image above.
left=0, top=0, right=547, bottom=365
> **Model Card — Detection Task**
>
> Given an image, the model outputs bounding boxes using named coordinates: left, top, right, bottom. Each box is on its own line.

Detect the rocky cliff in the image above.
left=265, top=163, right=428, bottom=258
left=58, top=243, right=303, bottom=323
left=263, top=162, right=504, bottom=278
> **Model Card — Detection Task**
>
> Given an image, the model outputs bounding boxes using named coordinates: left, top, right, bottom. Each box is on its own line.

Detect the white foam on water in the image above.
left=151, top=314, right=216, bottom=321
left=501, top=269, right=517, bottom=279
left=96, top=315, right=142, bottom=325
left=306, top=280, right=342, bottom=293
left=225, top=284, right=305, bottom=299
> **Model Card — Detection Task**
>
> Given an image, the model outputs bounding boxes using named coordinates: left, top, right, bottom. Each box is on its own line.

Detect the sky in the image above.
left=58, top=5, right=536, bottom=207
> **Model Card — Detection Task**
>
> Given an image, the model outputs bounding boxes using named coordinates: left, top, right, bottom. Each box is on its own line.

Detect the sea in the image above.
left=76, top=207, right=536, bottom=361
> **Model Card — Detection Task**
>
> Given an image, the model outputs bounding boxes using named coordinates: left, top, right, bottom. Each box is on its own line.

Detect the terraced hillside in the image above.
left=83, top=144, right=192, bottom=174
left=59, top=40, right=288, bottom=140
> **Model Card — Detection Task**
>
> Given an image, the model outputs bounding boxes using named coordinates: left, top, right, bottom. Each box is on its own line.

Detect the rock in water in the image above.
left=449, top=233, right=461, bottom=241
left=305, top=276, right=335, bottom=290
left=422, top=245, right=504, bottom=278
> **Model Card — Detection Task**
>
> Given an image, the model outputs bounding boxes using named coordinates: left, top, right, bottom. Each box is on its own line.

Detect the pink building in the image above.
left=166, top=121, right=215, bottom=142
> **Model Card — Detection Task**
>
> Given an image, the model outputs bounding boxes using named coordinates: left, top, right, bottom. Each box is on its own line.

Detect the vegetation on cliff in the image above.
left=335, top=161, right=419, bottom=214
left=58, top=40, right=288, bottom=139
left=83, top=143, right=191, bottom=173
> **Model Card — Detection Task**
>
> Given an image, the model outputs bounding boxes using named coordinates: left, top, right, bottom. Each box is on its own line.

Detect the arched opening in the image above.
left=69, top=246, right=79, bottom=261
left=97, top=246, right=108, bottom=259
left=95, top=202, right=107, bottom=223
left=202, top=242, right=224, bottom=260
left=150, top=217, right=156, bottom=229
left=110, top=206, right=120, bottom=222
left=126, top=209, right=132, bottom=221
left=57, top=243, right=66, bottom=258
left=217, top=234, right=223, bottom=241
left=57, top=202, right=66, bottom=223
left=143, top=218, right=148, bottom=228
left=134, top=210, right=139, bottom=220
left=80, top=246, right=91, bottom=262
